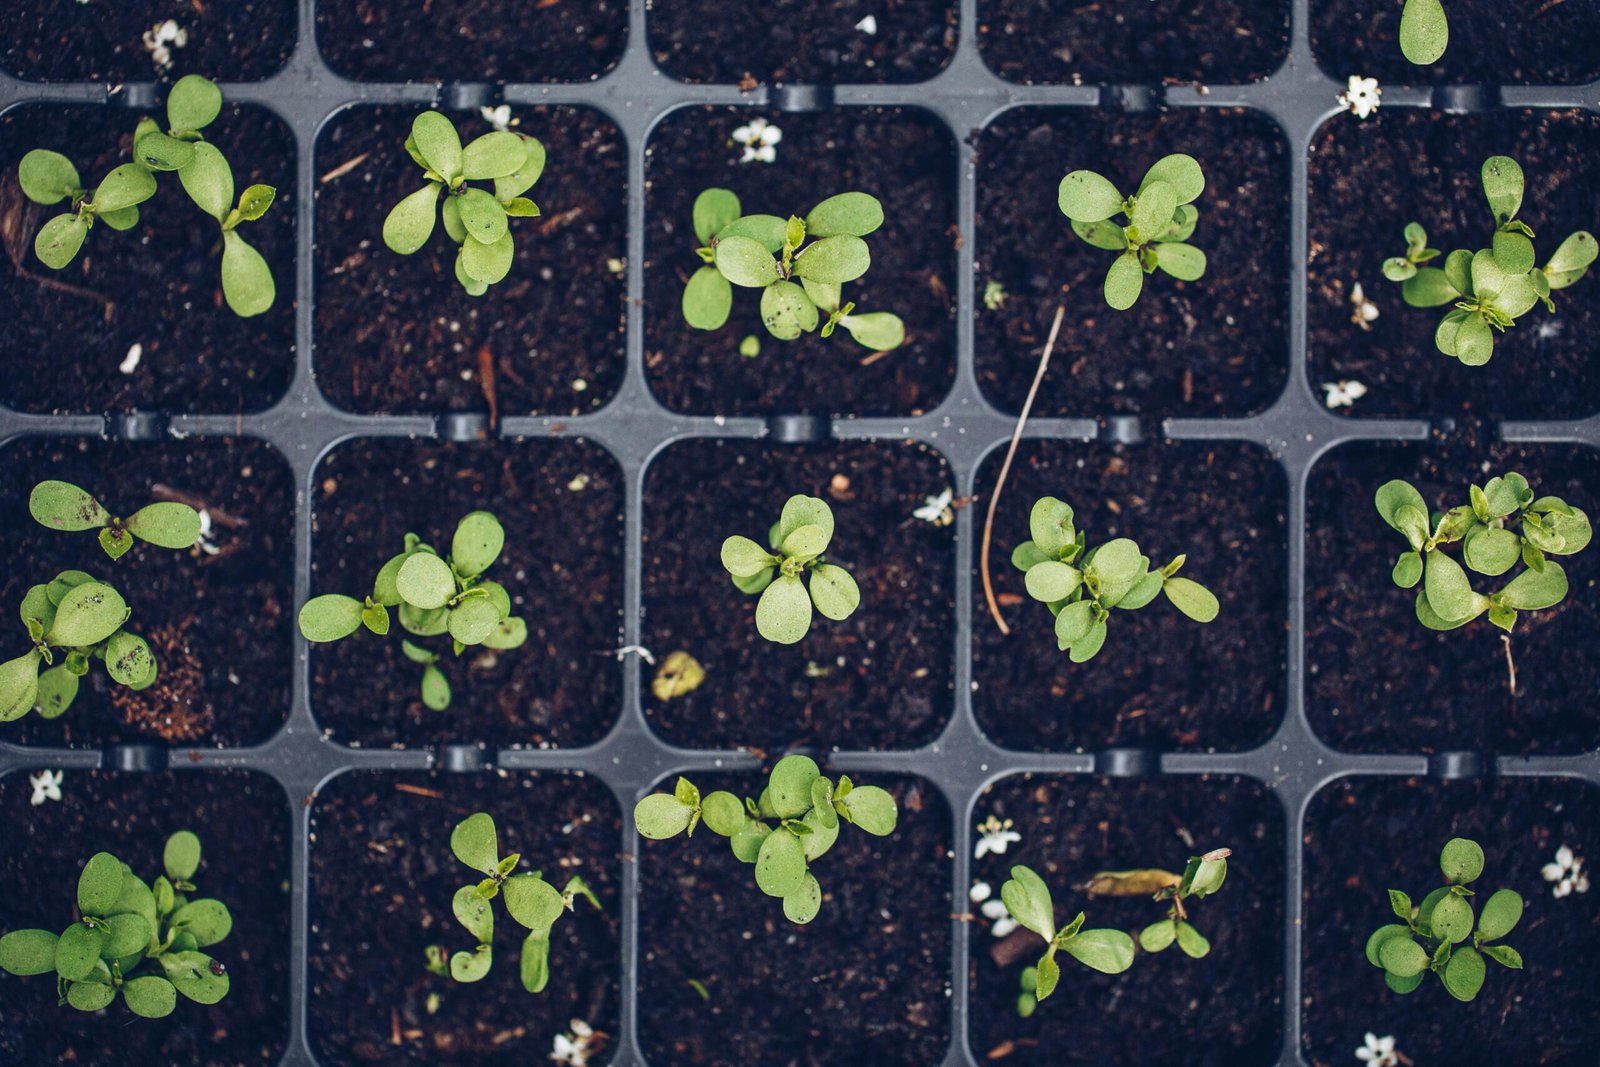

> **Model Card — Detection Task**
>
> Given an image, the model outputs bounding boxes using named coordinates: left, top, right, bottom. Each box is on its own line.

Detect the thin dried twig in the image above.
left=477, top=343, right=499, bottom=429
left=1501, top=634, right=1518, bottom=697
left=982, top=305, right=1067, bottom=634
left=319, top=152, right=370, bottom=184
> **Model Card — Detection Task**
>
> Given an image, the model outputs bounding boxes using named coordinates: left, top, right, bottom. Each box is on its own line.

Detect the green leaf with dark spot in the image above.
left=1058, top=170, right=1124, bottom=222
left=1440, top=838, right=1485, bottom=883
left=754, top=828, right=807, bottom=898
left=1399, top=0, right=1449, bottom=66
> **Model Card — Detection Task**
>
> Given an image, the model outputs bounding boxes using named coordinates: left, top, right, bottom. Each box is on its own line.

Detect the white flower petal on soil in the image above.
left=29, top=769, right=64, bottom=806
left=1338, top=76, right=1382, bottom=120
left=974, top=814, right=1022, bottom=859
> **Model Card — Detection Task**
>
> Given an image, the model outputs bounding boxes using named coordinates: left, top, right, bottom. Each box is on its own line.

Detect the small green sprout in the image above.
left=999, top=865, right=1136, bottom=1005
left=633, top=755, right=899, bottom=925
left=1081, top=847, right=1231, bottom=960
left=1384, top=156, right=1596, bottom=366
left=1399, top=0, right=1449, bottom=65
left=381, top=111, right=546, bottom=295
left=1366, top=837, right=1523, bottom=1002
left=430, top=812, right=599, bottom=994
left=0, top=831, right=233, bottom=1018
left=719, top=494, right=861, bottom=645
left=982, top=278, right=1008, bottom=310
left=297, top=511, right=529, bottom=709
left=1010, top=496, right=1219, bottom=663
left=29, top=480, right=201, bottom=562
left=17, top=75, right=278, bottom=317
left=1057, top=153, right=1208, bottom=309
left=2, top=570, right=159, bottom=723
left=682, top=188, right=906, bottom=352
left=1376, top=473, right=1590, bottom=632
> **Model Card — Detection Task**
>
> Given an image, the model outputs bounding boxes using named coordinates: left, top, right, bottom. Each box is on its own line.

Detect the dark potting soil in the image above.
left=307, top=770, right=621, bottom=1064
left=644, top=107, right=957, bottom=416
left=313, top=105, right=627, bottom=416
left=0, top=103, right=297, bottom=415
left=0, top=0, right=295, bottom=82
left=307, top=436, right=624, bottom=749
left=1301, top=776, right=1600, bottom=1066
left=1306, top=437, right=1600, bottom=755
left=967, top=774, right=1285, bottom=1066
left=641, top=438, right=954, bottom=751
left=647, top=0, right=956, bottom=84
left=975, top=107, right=1289, bottom=418
left=315, top=0, right=627, bottom=83
left=0, top=769, right=291, bottom=1066
left=0, top=436, right=295, bottom=748
left=971, top=440, right=1288, bottom=753
left=637, top=770, right=951, bottom=1065
left=1308, top=109, right=1600, bottom=421
left=977, top=0, right=1290, bottom=85
left=1312, top=0, right=1600, bottom=85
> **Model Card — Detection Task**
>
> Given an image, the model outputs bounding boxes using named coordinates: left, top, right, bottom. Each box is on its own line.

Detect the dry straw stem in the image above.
left=982, top=304, right=1067, bottom=634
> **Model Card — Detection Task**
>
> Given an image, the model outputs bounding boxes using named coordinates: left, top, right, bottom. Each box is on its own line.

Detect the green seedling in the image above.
left=1400, top=0, right=1449, bottom=65
left=381, top=111, right=546, bottom=295
left=1000, top=865, right=1136, bottom=1007
left=17, top=74, right=278, bottom=316
left=633, top=755, right=899, bottom=925
left=1081, top=847, right=1231, bottom=960
left=1010, top=496, right=1219, bottom=663
left=720, top=494, right=861, bottom=645
left=1057, top=153, right=1208, bottom=309
left=682, top=188, right=906, bottom=351
left=298, top=512, right=528, bottom=710
left=0, top=831, right=233, bottom=1018
left=29, top=480, right=201, bottom=562
left=428, top=813, right=599, bottom=994
left=2, top=570, right=159, bottom=723
left=1366, top=837, right=1524, bottom=1002
left=1384, top=156, right=1596, bottom=366
left=1376, top=473, right=1590, bottom=632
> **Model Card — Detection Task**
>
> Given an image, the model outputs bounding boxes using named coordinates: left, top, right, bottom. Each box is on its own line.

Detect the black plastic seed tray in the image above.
left=2, top=0, right=1598, bottom=1064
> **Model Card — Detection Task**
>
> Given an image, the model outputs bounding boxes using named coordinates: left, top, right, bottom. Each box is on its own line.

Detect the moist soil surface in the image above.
left=315, top=0, right=627, bottom=82
left=1301, top=776, right=1600, bottom=1066
left=648, top=0, right=956, bottom=84
left=975, top=107, right=1289, bottom=418
left=644, top=107, right=957, bottom=416
left=307, top=437, right=623, bottom=749
left=641, top=438, right=954, bottom=751
left=0, top=104, right=297, bottom=414
left=0, top=769, right=291, bottom=1066
left=638, top=770, right=950, bottom=1065
left=0, top=437, right=295, bottom=747
left=313, top=105, right=627, bottom=416
left=972, top=440, right=1288, bottom=753
left=1308, top=109, right=1600, bottom=421
left=968, top=774, right=1285, bottom=1066
left=1306, top=436, right=1600, bottom=755
left=978, top=0, right=1290, bottom=85
left=1312, top=0, right=1600, bottom=85
left=0, top=1, right=295, bottom=82
left=307, top=770, right=621, bottom=1064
